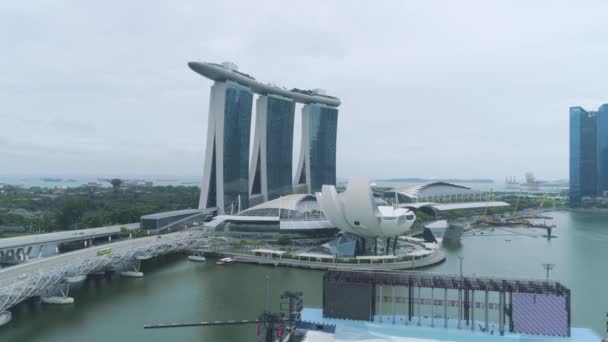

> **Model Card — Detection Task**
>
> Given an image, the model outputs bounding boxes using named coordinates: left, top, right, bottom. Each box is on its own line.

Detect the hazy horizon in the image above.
left=3, top=1, right=608, bottom=180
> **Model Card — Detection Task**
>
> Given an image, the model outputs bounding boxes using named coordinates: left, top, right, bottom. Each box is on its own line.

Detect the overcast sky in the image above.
left=2, top=1, right=608, bottom=181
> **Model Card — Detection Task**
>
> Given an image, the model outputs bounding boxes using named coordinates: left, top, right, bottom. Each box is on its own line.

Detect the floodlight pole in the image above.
left=542, top=263, right=555, bottom=281
left=265, top=274, right=271, bottom=311
left=458, top=256, right=463, bottom=329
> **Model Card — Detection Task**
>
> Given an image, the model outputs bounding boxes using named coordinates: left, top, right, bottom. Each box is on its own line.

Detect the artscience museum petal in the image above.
left=316, top=177, right=416, bottom=238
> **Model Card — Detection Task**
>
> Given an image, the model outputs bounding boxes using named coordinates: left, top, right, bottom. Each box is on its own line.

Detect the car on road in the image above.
left=96, top=248, right=112, bottom=256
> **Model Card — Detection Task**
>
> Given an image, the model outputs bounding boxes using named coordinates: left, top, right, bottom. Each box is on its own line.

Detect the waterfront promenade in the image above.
left=208, top=249, right=446, bottom=271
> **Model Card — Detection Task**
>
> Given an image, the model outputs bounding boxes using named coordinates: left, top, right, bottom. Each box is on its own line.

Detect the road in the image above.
left=0, top=229, right=206, bottom=319
left=0, top=223, right=140, bottom=252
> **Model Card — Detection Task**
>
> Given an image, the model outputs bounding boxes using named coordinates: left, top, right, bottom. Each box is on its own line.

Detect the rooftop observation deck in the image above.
left=188, top=61, right=341, bottom=107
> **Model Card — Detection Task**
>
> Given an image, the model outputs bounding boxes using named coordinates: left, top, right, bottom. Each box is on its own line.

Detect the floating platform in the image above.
left=41, top=296, right=74, bottom=304
left=120, top=271, right=144, bottom=278
left=187, top=255, right=206, bottom=262
left=0, top=311, right=11, bottom=326
left=65, top=275, right=87, bottom=283
left=300, top=308, right=602, bottom=342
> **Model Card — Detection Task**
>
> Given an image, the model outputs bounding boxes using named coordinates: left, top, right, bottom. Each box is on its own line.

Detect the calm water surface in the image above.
left=0, top=211, right=606, bottom=341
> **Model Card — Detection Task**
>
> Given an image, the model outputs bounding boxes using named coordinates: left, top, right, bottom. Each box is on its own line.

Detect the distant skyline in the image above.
left=2, top=1, right=608, bottom=180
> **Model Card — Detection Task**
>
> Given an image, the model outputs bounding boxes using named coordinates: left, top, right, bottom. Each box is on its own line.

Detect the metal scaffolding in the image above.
left=323, top=269, right=571, bottom=337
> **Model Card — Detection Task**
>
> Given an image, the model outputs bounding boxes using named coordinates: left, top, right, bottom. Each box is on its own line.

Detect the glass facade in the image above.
left=596, top=105, right=608, bottom=195
left=569, top=106, right=600, bottom=203
left=266, top=95, right=295, bottom=200
left=309, top=104, right=338, bottom=192
left=206, top=139, right=217, bottom=208
left=222, top=81, right=253, bottom=211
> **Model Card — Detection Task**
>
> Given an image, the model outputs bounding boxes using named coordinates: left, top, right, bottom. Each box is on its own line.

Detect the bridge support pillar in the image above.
left=120, top=260, right=144, bottom=277
left=42, top=284, right=74, bottom=305
left=0, top=311, right=11, bottom=326
left=37, top=245, right=45, bottom=258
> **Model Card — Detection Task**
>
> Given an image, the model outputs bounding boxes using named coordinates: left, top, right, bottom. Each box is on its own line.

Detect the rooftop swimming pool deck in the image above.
left=301, top=308, right=602, bottom=342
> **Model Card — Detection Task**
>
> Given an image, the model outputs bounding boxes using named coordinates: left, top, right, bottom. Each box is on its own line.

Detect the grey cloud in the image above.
left=1, top=0, right=608, bottom=180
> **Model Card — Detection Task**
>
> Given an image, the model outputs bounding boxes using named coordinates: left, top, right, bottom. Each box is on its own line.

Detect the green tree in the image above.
left=277, top=235, right=291, bottom=245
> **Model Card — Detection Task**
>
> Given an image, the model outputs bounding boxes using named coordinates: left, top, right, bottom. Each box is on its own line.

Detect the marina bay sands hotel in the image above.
left=188, top=61, right=341, bottom=214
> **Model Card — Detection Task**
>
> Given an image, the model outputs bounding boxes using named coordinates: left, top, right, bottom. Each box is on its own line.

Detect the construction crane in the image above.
left=512, top=195, right=521, bottom=217
left=531, top=198, right=546, bottom=220
left=477, top=189, right=493, bottom=223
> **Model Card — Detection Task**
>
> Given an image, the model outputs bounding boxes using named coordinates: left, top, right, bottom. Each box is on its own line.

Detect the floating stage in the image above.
left=304, top=270, right=602, bottom=341
left=300, top=308, right=602, bottom=342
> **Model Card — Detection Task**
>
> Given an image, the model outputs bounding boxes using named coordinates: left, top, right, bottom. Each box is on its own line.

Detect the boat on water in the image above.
left=188, top=255, right=206, bottom=262
left=216, top=257, right=235, bottom=265
left=419, top=220, right=463, bottom=244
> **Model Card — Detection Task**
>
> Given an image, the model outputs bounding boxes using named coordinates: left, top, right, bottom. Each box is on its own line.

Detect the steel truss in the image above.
left=0, top=230, right=209, bottom=314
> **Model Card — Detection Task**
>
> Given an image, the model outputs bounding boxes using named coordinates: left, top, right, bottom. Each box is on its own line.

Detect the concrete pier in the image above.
left=206, top=249, right=446, bottom=271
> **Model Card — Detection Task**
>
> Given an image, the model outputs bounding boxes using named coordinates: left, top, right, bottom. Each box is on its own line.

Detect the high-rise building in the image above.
left=189, top=61, right=340, bottom=214
left=199, top=80, right=253, bottom=213
left=294, top=103, right=339, bottom=194
left=250, top=94, right=295, bottom=204
left=594, top=104, right=608, bottom=194
left=569, top=104, right=608, bottom=203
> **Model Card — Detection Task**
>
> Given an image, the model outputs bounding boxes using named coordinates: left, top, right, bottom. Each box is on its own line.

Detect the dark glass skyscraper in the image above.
left=295, top=103, right=339, bottom=194
left=200, top=80, right=253, bottom=213
left=595, top=104, right=608, bottom=195
left=189, top=61, right=340, bottom=211
left=569, top=105, right=608, bottom=203
left=250, top=94, right=295, bottom=202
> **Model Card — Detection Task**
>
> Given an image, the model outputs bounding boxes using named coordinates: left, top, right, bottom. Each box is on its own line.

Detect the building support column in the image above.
left=457, top=287, right=462, bottom=329
left=484, top=290, right=489, bottom=332
left=392, top=237, right=398, bottom=255
left=465, top=289, right=470, bottom=326
left=471, top=290, right=475, bottom=331
left=417, top=286, right=421, bottom=326
left=508, top=291, right=513, bottom=333
left=499, top=291, right=505, bottom=336
left=431, top=287, right=435, bottom=328
left=392, top=286, right=396, bottom=324
left=408, top=285, right=413, bottom=322
left=444, top=288, right=448, bottom=328
left=378, top=285, right=383, bottom=322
